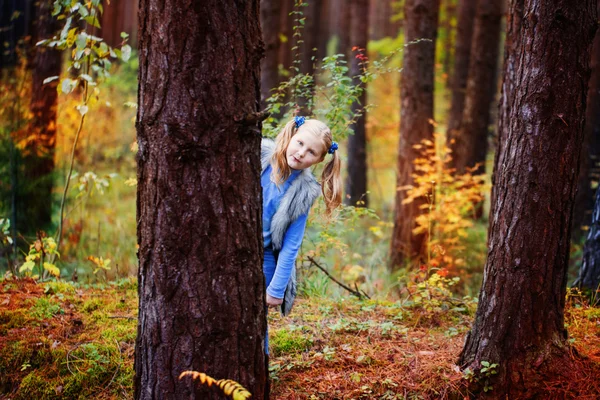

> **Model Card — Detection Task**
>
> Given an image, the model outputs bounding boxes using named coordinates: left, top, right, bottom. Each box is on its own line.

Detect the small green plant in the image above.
left=270, top=328, right=313, bottom=357
left=31, top=297, right=64, bottom=320
left=19, top=234, right=60, bottom=279
left=463, top=360, right=498, bottom=393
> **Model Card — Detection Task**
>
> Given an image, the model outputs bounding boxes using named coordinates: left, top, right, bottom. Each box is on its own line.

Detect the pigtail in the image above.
left=270, top=119, right=297, bottom=185
left=321, top=150, right=342, bottom=215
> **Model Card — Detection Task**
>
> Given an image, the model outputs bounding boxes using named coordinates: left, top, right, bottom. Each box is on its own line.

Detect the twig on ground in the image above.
left=306, top=256, right=370, bottom=300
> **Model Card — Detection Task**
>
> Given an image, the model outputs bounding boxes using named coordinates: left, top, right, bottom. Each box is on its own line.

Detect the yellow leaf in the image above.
left=43, top=262, right=60, bottom=277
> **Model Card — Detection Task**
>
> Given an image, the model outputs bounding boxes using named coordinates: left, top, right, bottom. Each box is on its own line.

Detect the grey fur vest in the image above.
left=261, top=138, right=320, bottom=315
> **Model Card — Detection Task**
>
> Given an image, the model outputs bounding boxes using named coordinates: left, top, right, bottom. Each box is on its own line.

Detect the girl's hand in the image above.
left=266, top=293, right=283, bottom=307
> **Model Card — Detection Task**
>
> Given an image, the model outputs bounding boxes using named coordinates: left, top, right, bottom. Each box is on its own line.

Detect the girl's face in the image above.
left=286, top=130, right=327, bottom=170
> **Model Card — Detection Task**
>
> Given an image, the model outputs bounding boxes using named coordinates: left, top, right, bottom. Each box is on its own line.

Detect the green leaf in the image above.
left=43, top=262, right=60, bottom=277
left=60, top=17, right=72, bottom=40
left=66, top=28, right=77, bottom=47
left=79, top=74, right=93, bottom=82
left=84, top=15, right=101, bottom=29
left=121, top=44, right=131, bottom=62
left=43, top=76, right=60, bottom=85
left=77, top=105, right=89, bottom=116
left=120, top=32, right=129, bottom=39
left=61, top=78, right=73, bottom=94
left=19, top=261, right=36, bottom=273
left=76, top=33, right=87, bottom=49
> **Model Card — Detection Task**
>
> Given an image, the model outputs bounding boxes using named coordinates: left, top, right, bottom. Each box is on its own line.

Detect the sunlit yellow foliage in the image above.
left=179, top=371, right=252, bottom=400
left=401, top=133, right=488, bottom=273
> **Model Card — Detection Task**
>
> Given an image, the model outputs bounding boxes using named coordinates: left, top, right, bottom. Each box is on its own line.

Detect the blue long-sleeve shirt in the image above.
left=261, top=164, right=308, bottom=299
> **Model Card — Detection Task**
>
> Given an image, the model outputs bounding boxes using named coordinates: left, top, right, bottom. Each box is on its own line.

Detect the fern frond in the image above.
left=179, top=370, right=252, bottom=399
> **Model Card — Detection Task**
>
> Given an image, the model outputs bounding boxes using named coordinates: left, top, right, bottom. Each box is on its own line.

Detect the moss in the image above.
left=270, top=328, right=313, bottom=357
left=0, top=309, right=28, bottom=333
left=81, top=298, right=103, bottom=313
left=42, top=281, right=76, bottom=296
left=31, top=298, right=64, bottom=320
left=15, top=372, right=59, bottom=400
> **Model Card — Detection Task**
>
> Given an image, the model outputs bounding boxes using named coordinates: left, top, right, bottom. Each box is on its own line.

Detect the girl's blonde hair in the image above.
left=270, top=118, right=342, bottom=215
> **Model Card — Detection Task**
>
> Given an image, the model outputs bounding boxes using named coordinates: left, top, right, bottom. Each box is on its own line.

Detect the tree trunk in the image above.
left=298, top=0, right=320, bottom=114
left=135, top=1, right=266, bottom=399
left=317, top=0, right=331, bottom=62
left=573, top=0, right=600, bottom=239
left=99, top=0, right=139, bottom=49
left=446, top=0, right=477, bottom=148
left=459, top=0, right=597, bottom=397
left=576, top=187, right=600, bottom=295
left=260, top=0, right=282, bottom=108
left=345, top=0, right=370, bottom=207
left=452, top=0, right=503, bottom=179
left=18, top=0, right=61, bottom=235
left=279, top=0, right=295, bottom=74
left=441, top=0, right=457, bottom=80
left=330, top=0, right=351, bottom=59
left=389, top=0, right=440, bottom=270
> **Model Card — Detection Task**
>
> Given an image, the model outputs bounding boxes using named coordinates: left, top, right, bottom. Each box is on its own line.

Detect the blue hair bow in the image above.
left=328, top=141, right=339, bottom=154
left=294, top=116, right=306, bottom=128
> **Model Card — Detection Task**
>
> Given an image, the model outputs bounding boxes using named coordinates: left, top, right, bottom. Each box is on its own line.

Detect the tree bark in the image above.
left=330, top=0, right=351, bottom=59
left=135, top=1, right=266, bottom=399
left=18, top=0, right=61, bottom=235
left=459, top=0, right=597, bottom=397
left=99, top=0, right=137, bottom=48
left=573, top=0, right=600, bottom=239
left=278, top=0, right=295, bottom=74
left=298, top=0, right=320, bottom=114
left=452, top=0, right=503, bottom=178
left=389, top=0, right=440, bottom=270
left=260, top=0, right=282, bottom=108
left=317, top=0, right=331, bottom=62
left=345, top=0, right=370, bottom=207
left=576, top=186, right=600, bottom=295
left=446, top=0, right=477, bottom=149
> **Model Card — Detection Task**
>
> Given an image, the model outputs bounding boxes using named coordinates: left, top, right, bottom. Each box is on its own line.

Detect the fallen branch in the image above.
left=306, top=256, right=370, bottom=300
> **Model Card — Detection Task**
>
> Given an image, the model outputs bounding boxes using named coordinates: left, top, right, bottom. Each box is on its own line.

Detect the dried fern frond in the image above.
left=179, top=371, right=252, bottom=400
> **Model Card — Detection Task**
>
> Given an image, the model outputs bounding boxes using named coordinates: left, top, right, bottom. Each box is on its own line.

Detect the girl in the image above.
left=261, top=116, right=342, bottom=317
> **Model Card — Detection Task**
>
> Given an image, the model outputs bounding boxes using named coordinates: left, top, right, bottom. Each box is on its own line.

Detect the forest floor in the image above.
left=0, top=278, right=599, bottom=399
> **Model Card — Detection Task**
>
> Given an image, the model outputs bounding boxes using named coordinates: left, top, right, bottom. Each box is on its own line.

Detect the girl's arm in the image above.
left=266, top=213, right=308, bottom=299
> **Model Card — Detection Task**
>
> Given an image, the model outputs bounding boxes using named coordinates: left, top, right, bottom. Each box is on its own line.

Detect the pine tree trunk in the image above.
left=135, top=1, right=267, bottom=399
left=459, top=0, right=597, bottom=397
left=573, top=0, right=600, bottom=239
left=260, top=0, right=282, bottom=108
left=19, top=0, right=61, bottom=235
left=452, top=0, right=502, bottom=176
left=279, top=0, right=295, bottom=74
left=298, top=0, right=320, bottom=114
left=330, top=0, right=351, bottom=59
left=317, top=0, right=331, bottom=62
left=446, top=0, right=477, bottom=149
left=390, top=0, right=440, bottom=270
left=345, top=0, right=369, bottom=207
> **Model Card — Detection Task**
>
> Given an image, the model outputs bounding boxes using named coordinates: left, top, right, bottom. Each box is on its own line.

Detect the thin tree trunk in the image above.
left=459, top=0, right=596, bottom=397
left=135, top=1, right=266, bottom=399
left=390, top=0, right=440, bottom=270
left=19, top=0, right=61, bottom=235
left=345, top=0, right=369, bottom=207
left=298, top=0, right=320, bottom=114
left=452, top=0, right=503, bottom=198
left=279, top=0, right=295, bottom=74
left=446, top=0, right=477, bottom=151
left=330, top=0, right=351, bottom=59
left=317, top=0, right=330, bottom=62
left=573, top=0, right=600, bottom=239
left=441, top=0, right=457, bottom=80
left=260, top=0, right=282, bottom=108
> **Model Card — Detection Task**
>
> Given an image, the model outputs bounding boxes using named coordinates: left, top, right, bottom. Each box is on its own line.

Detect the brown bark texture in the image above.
left=100, top=0, right=139, bottom=48
left=345, top=0, right=369, bottom=207
left=573, top=0, right=600, bottom=239
left=446, top=0, right=477, bottom=147
left=298, top=0, right=320, bottom=114
left=369, top=0, right=402, bottom=40
left=278, top=0, right=295, bottom=73
left=330, top=0, right=351, bottom=59
left=390, top=0, right=440, bottom=269
left=135, top=1, right=266, bottom=399
left=576, top=186, right=600, bottom=293
left=260, top=0, right=282, bottom=108
left=459, top=0, right=597, bottom=397
left=19, top=0, right=61, bottom=234
left=451, top=0, right=503, bottom=176
left=317, top=0, right=330, bottom=62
